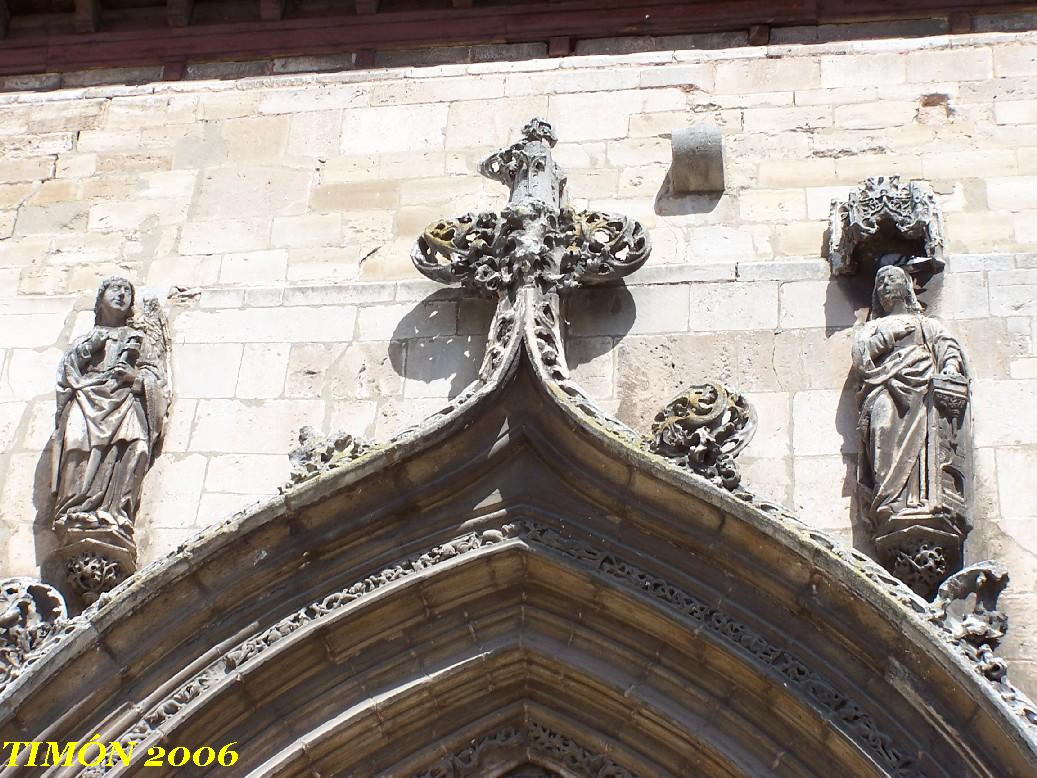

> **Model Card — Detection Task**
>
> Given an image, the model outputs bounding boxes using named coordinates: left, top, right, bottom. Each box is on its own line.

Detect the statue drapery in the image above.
left=51, top=277, right=170, bottom=603
left=853, top=265, right=971, bottom=599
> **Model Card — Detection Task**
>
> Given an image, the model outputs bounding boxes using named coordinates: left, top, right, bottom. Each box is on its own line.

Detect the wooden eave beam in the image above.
left=0, top=0, right=1034, bottom=76
left=0, top=0, right=10, bottom=40
left=168, top=0, right=194, bottom=27
left=74, top=0, right=100, bottom=33
left=260, top=0, right=287, bottom=22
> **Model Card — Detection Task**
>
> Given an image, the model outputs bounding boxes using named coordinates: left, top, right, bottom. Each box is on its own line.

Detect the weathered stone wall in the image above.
left=1, top=30, right=1036, bottom=690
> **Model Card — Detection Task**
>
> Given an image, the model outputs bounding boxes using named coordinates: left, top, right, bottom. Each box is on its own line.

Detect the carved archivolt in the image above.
left=85, top=522, right=942, bottom=776
left=413, top=720, right=636, bottom=778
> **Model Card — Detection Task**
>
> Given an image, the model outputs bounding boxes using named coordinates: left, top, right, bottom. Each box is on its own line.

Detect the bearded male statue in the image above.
left=852, top=263, right=971, bottom=600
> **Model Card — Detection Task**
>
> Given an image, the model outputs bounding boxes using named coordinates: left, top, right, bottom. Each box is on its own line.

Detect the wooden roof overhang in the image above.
left=0, top=0, right=1036, bottom=78
left=2, top=284, right=1037, bottom=776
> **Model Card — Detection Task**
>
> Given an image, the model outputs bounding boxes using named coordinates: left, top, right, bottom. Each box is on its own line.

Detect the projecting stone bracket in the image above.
left=668, top=125, right=725, bottom=194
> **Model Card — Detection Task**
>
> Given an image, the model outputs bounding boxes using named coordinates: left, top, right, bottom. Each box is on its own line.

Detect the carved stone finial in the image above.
left=50, top=277, right=171, bottom=605
left=411, top=118, right=650, bottom=386
left=646, top=382, right=757, bottom=492
left=286, top=426, right=372, bottom=488
left=828, top=176, right=945, bottom=280
left=853, top=265, right=971, bottom=600
left=0, top=578, right=67, bottom=694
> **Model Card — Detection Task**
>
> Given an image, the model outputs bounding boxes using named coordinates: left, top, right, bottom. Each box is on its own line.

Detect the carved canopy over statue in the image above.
left=51, top=276, right=170, bottom=604
left=853, top=264, right=971, bottom=599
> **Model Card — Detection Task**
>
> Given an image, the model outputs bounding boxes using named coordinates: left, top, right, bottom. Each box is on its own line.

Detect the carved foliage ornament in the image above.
left=646, top=382, right=757, bottom=492
left=413, top=118, right=650, bottom=299
left=0, top=578, right=67, bottom=694
left=413, top=720, right=635, bottom=778
left=285, top=425, right=372, bottom=488
left=930, top=562, right=1036, bottom=724
left=828, top=176, right=945, bottom=279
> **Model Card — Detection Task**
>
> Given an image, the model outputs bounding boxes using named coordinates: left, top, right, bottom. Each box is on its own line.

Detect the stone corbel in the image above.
left=669, top=125, right=725, bottom=194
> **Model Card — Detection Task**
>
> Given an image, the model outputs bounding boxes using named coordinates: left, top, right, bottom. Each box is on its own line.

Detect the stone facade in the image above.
left=1, top=30, right=1037, bottom=695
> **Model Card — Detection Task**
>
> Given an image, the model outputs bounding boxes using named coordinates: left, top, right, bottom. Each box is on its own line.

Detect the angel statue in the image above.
left=51, top=276, right=171, bottom=603
left=852, top=263, right=971, bottom=599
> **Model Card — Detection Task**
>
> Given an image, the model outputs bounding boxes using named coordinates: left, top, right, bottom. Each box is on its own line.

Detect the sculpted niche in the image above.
left=51, top=276, right=171, bottom=604
left=853, top=264, right=971, bottom=599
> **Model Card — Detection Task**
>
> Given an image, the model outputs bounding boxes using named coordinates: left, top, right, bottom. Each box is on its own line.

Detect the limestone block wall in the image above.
left=1, top=30, right=1036, bottom=691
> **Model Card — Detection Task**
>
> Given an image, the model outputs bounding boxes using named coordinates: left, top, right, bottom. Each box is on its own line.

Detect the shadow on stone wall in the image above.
left=29, top=442, right=63, bottom=605
left=389, top=285, right=636, bottom=400
left=390, top=289, right=488, bottom=399
left=563, top=284, right=636, bottom=372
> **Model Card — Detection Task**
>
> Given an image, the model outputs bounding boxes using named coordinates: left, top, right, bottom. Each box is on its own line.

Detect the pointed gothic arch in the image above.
left=2, top=118, right=1036, bottom=777
left=2, top=345, right=1036, bottom=777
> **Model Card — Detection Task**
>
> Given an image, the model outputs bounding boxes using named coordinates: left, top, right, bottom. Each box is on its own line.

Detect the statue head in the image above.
left=871, top=265, right=922, bottom=318
left=94, top=276, right=135, bottom=326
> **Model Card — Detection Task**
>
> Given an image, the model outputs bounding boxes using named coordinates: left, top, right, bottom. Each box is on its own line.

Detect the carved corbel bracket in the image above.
left=669, top=125, right=725, bottom=194
left=828, top=175, right=945, bottom=282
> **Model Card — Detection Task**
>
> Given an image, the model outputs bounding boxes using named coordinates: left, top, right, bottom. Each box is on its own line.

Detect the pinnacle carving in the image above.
left=412, top=117, right=650, bottom=386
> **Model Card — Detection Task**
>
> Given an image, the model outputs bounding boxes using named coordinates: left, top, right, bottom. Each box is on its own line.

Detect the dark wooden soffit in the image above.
left=0, top=0, right=1034, bottom=77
